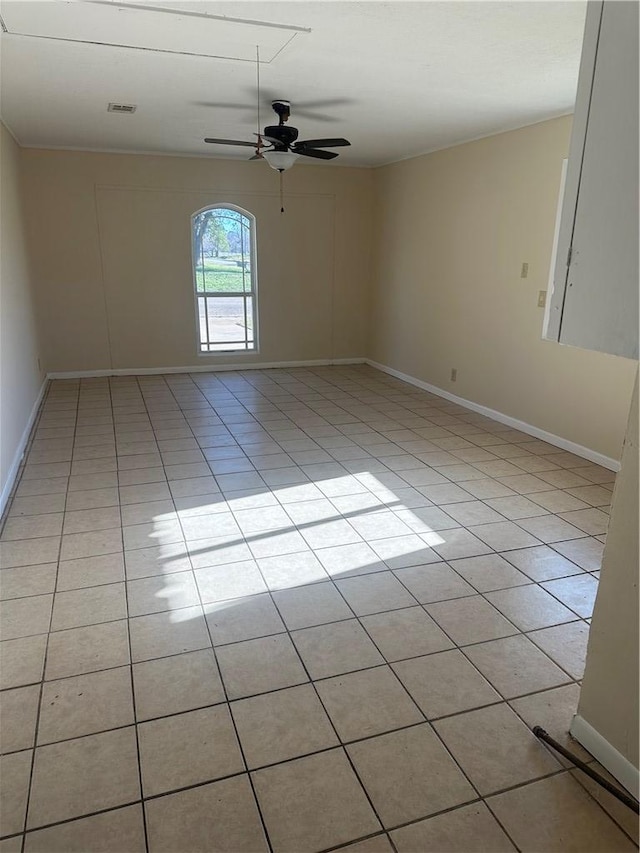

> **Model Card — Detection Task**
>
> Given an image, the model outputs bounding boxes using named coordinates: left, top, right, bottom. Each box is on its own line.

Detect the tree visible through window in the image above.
left=192, top=205, right=257, bottom=353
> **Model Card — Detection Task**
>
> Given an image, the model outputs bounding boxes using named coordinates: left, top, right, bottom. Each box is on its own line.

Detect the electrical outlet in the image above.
left=450, top=368, right=457, bottom=382
left=537, top=290, right=547, bottom=308
left=521, top=262, right=529, bottom=278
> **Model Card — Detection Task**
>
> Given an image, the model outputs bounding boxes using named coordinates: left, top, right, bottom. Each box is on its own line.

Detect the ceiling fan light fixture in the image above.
left=262, top=150, right=299, bottom=172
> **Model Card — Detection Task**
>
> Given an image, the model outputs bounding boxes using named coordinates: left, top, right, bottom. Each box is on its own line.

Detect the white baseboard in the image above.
left=0, top=377, right=49, bottom=516
left=570, top=714, right=639, bottom=798
left=47, top=358, right=365, bottom=380
left=366, top=359, right=621, bottom=472
left=46, top=356, right=620, bottom=471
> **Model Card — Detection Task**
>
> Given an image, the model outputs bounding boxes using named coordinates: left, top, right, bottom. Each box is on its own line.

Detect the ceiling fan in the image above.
left=204, top=99, right=351, bottom=172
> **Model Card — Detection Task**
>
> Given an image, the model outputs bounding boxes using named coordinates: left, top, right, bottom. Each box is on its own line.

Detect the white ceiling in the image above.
left=0, top=0, right=586, bottom=167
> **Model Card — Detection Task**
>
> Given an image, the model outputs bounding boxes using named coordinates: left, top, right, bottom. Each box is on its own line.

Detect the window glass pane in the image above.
left=202, top=295, right=255, bottom=351
left=193, top=209, right=252, bottom=294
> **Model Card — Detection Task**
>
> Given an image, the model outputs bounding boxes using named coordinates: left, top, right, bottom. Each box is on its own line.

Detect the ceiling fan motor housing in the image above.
left=264, top=124, right=299, bottom=148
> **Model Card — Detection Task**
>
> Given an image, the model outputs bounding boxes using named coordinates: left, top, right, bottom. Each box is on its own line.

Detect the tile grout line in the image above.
left=155, top=377, right=277, bottom=853
left=238, top=531, right=394, bottom=850
left=120, top=376, right=151, bottom=853
left=19, top=379, right=77, bottom=852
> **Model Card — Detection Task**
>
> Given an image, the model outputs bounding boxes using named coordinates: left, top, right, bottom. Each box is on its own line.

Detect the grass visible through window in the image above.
left=194, top=259, right=251, bottom=293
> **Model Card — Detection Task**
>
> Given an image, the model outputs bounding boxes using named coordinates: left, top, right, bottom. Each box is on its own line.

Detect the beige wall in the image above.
left=369, top=116, right=637, bottom=460
left=0, top=124, right=45, bottom=508
left=575, top=371, right=638, bottom=778
left=21, top=149, right=373, bottom=372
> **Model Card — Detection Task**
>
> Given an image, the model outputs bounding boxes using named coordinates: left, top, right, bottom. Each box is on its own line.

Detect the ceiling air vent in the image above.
left=107, top=103, right=137, bottom=113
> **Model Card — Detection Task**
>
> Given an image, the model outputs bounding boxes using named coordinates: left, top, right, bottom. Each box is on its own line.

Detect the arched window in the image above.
left=192, top=205, right=258, bottom=353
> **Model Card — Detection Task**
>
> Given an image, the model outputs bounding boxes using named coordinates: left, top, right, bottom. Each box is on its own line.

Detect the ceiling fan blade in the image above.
left=283, top=110, right=337, bottom=123
left=296, top=138, right=351, bottom=149
left=293, top=98, right=354, bottom=109
left=296, top=148, right=339, bottom=160
left=253, top=133, right=281, bottom=146
left=259, top=93, right=354, bottom=110
left=195, top=101, right=338, bottom=123
left=194, top=102, right=246, bottom=110
left=204, top=138, right=256, bottom=147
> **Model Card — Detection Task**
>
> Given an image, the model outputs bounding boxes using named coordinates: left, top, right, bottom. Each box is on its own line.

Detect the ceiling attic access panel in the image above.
left=0, top=1, right=307, bottom=62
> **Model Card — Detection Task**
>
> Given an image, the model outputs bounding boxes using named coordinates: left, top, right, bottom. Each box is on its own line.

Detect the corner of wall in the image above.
left=1, top=123, right=48, bottom=513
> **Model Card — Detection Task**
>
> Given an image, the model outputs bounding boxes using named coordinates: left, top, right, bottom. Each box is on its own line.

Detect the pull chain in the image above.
left=280, top=170, right=284, bottom=213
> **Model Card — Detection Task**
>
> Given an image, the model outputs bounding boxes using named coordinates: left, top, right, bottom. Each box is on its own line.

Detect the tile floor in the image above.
left=0, top=365, right=636, bottom=852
